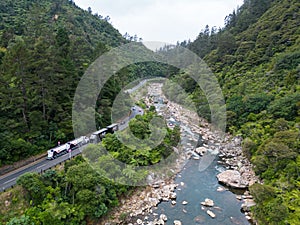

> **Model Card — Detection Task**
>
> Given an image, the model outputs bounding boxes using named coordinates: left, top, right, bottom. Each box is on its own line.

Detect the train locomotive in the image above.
left=47, top=123, right=119, bottom=160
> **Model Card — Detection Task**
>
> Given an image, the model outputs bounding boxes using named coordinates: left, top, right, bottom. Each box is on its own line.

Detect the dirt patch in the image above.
left=0, top=186, right=29, bottom=223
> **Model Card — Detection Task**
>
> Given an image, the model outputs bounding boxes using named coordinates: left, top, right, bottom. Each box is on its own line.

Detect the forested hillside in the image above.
left=0, top=1, right=181, bottom=223
left=0, top=0, right=173, bottom=168
left=177, top=0, right=300, bottom=223
left=0, top=0, right=130, bottom=166
left=0, top=0, right=299, bottom=224
left=0, top=110, right=180, bottom=224
left=0, top=0, right=176, bottom=167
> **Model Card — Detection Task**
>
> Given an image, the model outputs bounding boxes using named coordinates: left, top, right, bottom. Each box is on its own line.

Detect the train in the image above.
left=89, top=123, right=119, bottom=143
left=47, top=123, right=119, bottom=160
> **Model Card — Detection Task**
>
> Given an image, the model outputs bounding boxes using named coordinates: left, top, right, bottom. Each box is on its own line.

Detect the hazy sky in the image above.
left=74, top=0, right=244, bottom=44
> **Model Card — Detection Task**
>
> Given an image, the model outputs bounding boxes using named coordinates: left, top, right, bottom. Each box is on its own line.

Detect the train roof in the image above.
left=50, top=143, right=68, bottom=152
left=93, top=128, right=108, bottom=135
left=107, top=123, right=118, bottom=129
left=69, top=136, right=85, bottom=145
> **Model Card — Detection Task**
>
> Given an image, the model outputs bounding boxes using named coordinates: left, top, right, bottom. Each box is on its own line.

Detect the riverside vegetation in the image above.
left=174, top=0, right=299, bottom=224
left=0, top=109, right=180, bottom=224
left=0, top=0, right=299, bottom=224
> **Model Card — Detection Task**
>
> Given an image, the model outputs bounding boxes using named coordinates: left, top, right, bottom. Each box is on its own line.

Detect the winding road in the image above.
left=0, top=106, right=143, bottom=192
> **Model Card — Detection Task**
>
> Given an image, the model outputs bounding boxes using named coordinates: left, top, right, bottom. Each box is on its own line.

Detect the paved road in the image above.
left=0, top=146, right=84, bottom=192
left=0, top=106, right=144, bottom=192
left=118, top=105, right=143, bottom=130
left=124, top=79, right=147, bottom=94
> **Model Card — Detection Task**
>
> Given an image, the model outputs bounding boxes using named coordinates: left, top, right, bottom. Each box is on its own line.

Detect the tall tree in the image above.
left=1, top=37, right=32, bottom=132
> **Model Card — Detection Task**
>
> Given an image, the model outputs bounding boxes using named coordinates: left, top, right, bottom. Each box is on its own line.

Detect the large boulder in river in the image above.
left=217, top=170, right=248, bottom=188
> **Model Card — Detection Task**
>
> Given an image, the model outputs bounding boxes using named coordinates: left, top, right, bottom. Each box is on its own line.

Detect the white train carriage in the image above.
left=69, top=136, right=89, bottom=149
left=47, top=136, right=89, bottom=160
left=47, top=143, right=69, bottom=160
left=46, top=123, right=119, bottom=160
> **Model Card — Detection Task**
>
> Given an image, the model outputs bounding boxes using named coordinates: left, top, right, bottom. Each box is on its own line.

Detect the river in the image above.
left=148, top=82, right=251, bottom=224
left=150, top=158, right=250, bottom=225
left=121, top=80, right=253, bottom=225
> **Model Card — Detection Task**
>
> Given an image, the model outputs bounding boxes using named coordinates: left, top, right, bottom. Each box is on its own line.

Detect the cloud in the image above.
left=74, top=0, right=243, bottom=44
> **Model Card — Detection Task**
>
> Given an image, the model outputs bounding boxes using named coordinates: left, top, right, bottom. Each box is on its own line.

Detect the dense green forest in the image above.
left=0, top=0, right=125, bottom=165
left=0, top=0, right=299, bottom=224
left=0, top=110, right=180, bottom=224
left=0, top=0, right=180, bottom=223
left=0, top=0, right=175, bottom=166
left=175, top=0, right=300, bottom=224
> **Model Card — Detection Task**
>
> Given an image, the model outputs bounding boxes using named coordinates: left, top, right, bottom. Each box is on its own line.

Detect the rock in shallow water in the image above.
left=160, top=214, right=168, bottom=221
left=201, top=198, right=214, bottom=207
left=216, top=170, right=248, bottom=188
left=207, top=210, right=216, bottom=218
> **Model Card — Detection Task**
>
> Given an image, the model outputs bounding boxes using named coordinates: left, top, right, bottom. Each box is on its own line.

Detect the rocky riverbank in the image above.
left=217, top=136, right=258, bottom=189
left=100, top=81, right=258, bottom=225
